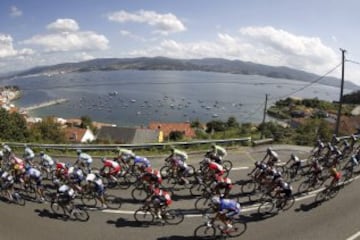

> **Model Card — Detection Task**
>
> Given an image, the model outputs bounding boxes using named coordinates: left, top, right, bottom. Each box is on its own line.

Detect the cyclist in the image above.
left=133, top=155, right=151, bottom=173
left=167, top=147, right=188, bottom=163
left=248, top=161, right=268, bottom=180
left=2, top=143, right=12, bottom=161
left=262, top=147, right=280, bottom=167
left=140, top=167, right=162, bottom=187
left=67, top=166, right=85, bottom=192
left=203, top=158, right=225, bottom=180
left=55, top=161, right=70, bottom=182
left=207, top=144, right=227, bottom=164
left=23, top=144, right=35, bottom=166
left=0, top=169, right=15, bottom=201
left=85, top=173, right=107, bottom=209
left=9, top=156, right=25, bottom=181
left=100, top=158, right=121, bottom=181
left=210, top=175, right=233, bottom=197
left=329, top=167, right=341, bottom=187
left=24, top=165, right=45, bottom=202
left=147, top=186, right=172, bottom=219
left=57, top=184, right=76, bottom=207
left=118, top=147, right=135, bottom=161
left=275, top=179, right=293, bottom=199
left=75, top=149, right=93, bottom=173
left=285, top=153, right=301, bottom=174
left=173, top=159, right=192, bottom=185
left=39, top=151, right=56, bottom=170
left=211, top=196, right=241, bottom=232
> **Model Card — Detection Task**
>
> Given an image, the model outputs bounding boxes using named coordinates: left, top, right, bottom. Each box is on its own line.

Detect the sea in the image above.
left=0, top=70, right=352, bottom=127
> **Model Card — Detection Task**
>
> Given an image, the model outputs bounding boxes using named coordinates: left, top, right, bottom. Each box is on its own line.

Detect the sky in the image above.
left=1, top=0, right=360, bottom=85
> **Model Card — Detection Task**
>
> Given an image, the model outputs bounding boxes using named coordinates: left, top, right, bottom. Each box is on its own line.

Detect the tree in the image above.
left=226, top=116, right=239, bottom=128
left=29, top=117, right=66, bottom=143
left=206, top=120, right=226, bottom=133
left=0, top=108, right=28, bottom=141
left=80, top=115, right=97, bottom=133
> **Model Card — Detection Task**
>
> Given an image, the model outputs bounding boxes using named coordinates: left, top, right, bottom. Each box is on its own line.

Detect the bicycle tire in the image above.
left=193, top=224, right=216, bottom=239
left=189, top=183, right=204, bottom=197
left=222, top=160, right=233, bottom=172
left=258, top=200, right=275, bottom=215
left=105, top=194, right=122, bottom=209
left=297, top=181, right=310, bottom=194
left=131, top=188, right=150, bottom=201
left=12, top=192, right=26, bottom=206
left=328, top=186, right=340, bottom=199
left=163, top=209, right=184, bottom=225
left=81, top=194, right=97, bottom=208
left=73, top=207, right=90, bottom=222
left=281, top=196, right=295, bottom=211
left=194, top=197, right=211, bottom=212
left=51, top=202, right=66, bottom=217
left=160, top=166, right=170, bottom=179
left=225, top=221, right=247, bottom=238
left=134, top=208, right=154, bottom=224
left=240, top=180, right=257, bottom=194
left=314, top=190, right=327, bottom=204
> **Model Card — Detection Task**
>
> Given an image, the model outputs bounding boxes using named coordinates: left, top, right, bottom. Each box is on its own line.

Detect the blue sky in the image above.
left=1, top=0, right=360, bottom=85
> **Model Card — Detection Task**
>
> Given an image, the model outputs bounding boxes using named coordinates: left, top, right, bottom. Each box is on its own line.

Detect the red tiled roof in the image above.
left=148, top=122, right=195, bottom=138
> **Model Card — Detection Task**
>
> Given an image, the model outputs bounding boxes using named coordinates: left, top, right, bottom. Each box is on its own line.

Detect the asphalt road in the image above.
left=1, top=145, right=360, bottom=240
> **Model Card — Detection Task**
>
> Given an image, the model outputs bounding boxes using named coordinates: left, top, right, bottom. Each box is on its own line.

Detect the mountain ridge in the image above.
left=3, top=57, right=358, bottom=89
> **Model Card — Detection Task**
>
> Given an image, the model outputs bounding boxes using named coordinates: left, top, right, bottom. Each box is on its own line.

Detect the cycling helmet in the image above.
left=203, top=158, right=211, bottom=164
left=76, top=149, right=82, bottom=155
left=86, top=173, right=96, bottom=182
left=101, top=157, right=106, bottom=163
left=24, top=144, right=28, bottom=148
left=211, top=196, right=221, bottom=205
left=14, top=164, right=20, bottom=170
left=25, top=164, right=31, bottom=171
left=267, top=147, right=273, bottom=153
left=170, top=146, right=176, bottom=152
left=211, top=143, right=216, bottom=149
left=68, top=166, right=74, bottom=175
left=40, top=151, right=45, bottom=157
left=65, top=162, right=71, bottom=169
left=330, top=167, right=337, bottom=175
left=254, top=161, right=260, bottom=167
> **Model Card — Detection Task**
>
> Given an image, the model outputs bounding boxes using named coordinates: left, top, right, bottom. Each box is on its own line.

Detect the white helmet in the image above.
left=211, top=196, right=221, bottom=205
left=86, top=173, right=96, bottom=182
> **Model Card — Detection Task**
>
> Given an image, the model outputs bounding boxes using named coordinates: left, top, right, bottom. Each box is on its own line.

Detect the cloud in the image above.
left=10, top=6, right=22, bottom=17
left=47, top=18, right=79, bottom=32
left=108, top=10, right=186, bottom=35
left=0, top=34, right=34, bottom=58
left=129, top=26, right=339, bottom=76
left=22, top=19, right=109, bottom=52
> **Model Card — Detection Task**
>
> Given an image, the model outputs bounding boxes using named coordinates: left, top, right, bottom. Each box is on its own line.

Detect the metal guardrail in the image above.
left=4, top=137, right=252, bottom=152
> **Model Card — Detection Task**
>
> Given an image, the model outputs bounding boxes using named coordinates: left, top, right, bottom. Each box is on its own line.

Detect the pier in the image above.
left=21, top=98, right=68, bottom=111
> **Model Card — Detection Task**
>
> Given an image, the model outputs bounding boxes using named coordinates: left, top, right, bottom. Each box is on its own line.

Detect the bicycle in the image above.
left=258, top=194, right=295, bottom=215
left=194, top=214, right=247, bottom=239
left=297, top=172, right=324, bottom=194
left=80, top=187, right=122, bottom=209
left=134, top=204, right=184, bottom=225
left=50, top=196, right=89, bottom=222
left=314, top=183, right=342, bottom=204
left=0, top=187, right=25, bottom=206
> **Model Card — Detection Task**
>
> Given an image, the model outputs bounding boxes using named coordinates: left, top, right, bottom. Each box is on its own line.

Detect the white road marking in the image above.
left=346, top=231, right=360, bottom=240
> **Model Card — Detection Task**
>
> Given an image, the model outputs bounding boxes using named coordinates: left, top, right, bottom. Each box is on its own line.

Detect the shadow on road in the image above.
left=107, top=217, right=151, bottom=228
left=295, top=201, right=321, bottom=212
left=157, top=236, right=209, bottom=240
left=34, top=208, right=67, bottom=221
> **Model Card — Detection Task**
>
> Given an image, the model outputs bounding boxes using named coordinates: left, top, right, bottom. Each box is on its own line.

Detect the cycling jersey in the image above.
left=68, top=167, right=84, bottom=183
left=26, top=168, right=42, bottom=186
left=134, top=156, right=151, bottom=167
left=219, top=199, right=241, bottom=218
left=152, top=188, right=172, bottom=206
left=170, top=149, right=188, bottom=162
left=78, top=153, right=93, bottom=164
left=103, top=159, right=121, bottom=175
left=142, top=168, right=162, bottom=185
left=208, top=161, right=224, bottom=176
left=24, top=147, right=35, bottom=160
left=41, top=154, right=55, bottom=167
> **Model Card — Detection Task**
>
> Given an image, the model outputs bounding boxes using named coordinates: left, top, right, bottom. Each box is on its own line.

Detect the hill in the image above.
left=2, top=57, right=358, bottom=89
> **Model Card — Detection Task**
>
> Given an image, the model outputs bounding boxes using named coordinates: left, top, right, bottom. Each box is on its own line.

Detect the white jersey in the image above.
left=78, top=153, right=93, bottom=164
left=24, top=147, right=35, bottom=158
left=42, top=154, right=55, bottom=166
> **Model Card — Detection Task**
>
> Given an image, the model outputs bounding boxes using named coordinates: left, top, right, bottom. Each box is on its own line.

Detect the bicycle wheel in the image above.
left=160, top=166, right=170, bottom=179
left=240, top=181, right=257, bottom=194
left=73, top=207, right=90, bottom=222
left=51, top=202, right=66, bottom=217
left=81, top=194, right=97, bottom=208
left=134, top=208, right=154, bottom=224
left=22, top=186, right=37, bottom=201
left=222, top=160, right=233, bottom=172
left=12, top=192, right=26, bottom=206
left=194, top=224, right=216, bottom=239
left=163, top=209, right=184, bottom=225
left=281, top=196, right=295, bottom=211
left=328, top=186, right=340, bottom=199
left=131, top=188, right=149, bottom=201
left=314, top=190, right=327, bottom=204
left=226, top=221, right=247, bottom=238
left=105, top=194, right=122, bottom=209
left=258, top=200, right=275, bottom=215
left=195, top=197, right=210, bottom=212
left=297, top=181, right=310, bottom=194
left=248, top=190, right=266, bottom=203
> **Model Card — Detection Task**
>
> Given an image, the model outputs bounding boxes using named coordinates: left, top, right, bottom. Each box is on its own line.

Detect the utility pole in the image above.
left=261, top=94, right=268, bottom=139
left=335, top=48, right=346, bottom=136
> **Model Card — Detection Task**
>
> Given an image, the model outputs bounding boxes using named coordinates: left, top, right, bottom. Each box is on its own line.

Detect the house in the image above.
left=148, top=122, right=196, bottom=141
left=96, top=126, right=160, bottom=144
left=64, top=127, right=96, bottom=143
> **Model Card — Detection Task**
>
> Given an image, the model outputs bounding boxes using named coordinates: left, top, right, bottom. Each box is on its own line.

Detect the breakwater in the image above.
left=21, top=98, right=68, bottom=111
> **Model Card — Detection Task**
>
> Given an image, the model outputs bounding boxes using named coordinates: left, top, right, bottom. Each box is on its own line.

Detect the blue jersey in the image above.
left=219, top=199, right=240, bottom=212
left=134, top=156, right=151, bottom=167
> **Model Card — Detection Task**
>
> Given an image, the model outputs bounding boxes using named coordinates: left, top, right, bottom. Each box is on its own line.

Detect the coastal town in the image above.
left=0, top=86, right=197, bottom=144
